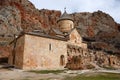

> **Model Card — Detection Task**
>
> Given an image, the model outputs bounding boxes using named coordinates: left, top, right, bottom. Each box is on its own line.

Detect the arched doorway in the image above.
left=60, top=55, right=65, bottom=66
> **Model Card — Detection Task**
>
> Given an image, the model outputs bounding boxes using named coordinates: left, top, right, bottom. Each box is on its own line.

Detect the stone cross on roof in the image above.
left=57, top=8, right=73, bottom=22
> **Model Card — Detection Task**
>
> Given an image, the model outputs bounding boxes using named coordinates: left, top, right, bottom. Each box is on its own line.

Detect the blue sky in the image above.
left=29, top=0, right=120, bottom=23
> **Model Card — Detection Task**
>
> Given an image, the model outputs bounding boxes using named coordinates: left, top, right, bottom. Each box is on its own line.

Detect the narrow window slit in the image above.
left=49, top=43, right=51, bottom=51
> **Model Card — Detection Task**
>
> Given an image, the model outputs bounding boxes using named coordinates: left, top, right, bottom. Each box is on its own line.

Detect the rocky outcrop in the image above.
left=0, top=6, right=22, bottom=37
left=118, top=23, right=120, bottom=31
left=67, top=44, right=120, bottom=70
left=71, top=11, right=120, bottom=54
left=0, top=46, right=11, bottom=63
left=0, top=0, right=61, bottom=33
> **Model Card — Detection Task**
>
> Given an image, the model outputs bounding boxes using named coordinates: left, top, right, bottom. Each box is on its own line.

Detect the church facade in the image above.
left=8, top=10, right=87, bottom=70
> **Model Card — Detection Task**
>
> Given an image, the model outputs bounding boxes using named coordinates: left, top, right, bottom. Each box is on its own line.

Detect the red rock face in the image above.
left=118, top=24, right=120, bottom=31
left=0, top=46, right=10, bottom=58
left=86, top=26, right=95, bottom=37
left=71, top=11, right=120, bottom=54
left=0, top=0, right=61, bottom=33
left=72, top=11, right=118, bottom=37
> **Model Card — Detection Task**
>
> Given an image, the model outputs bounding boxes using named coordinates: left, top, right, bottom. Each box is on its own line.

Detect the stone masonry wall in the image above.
left=23, top=34, right=67, bottom=70
left=68, top=29, right=87, bottom=49
left=57, top=20, right=74, bottom=32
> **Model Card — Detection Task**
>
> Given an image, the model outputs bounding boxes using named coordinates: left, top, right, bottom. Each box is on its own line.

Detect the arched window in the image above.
left=60, top=55, right=65, bottom=66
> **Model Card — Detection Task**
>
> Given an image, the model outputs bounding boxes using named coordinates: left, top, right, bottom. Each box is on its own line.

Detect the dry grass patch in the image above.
left=64, top=72, right=120, bottom=80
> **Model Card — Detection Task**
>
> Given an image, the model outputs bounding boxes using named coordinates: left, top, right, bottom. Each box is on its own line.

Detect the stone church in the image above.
left=8, top=10, right=89, bottom=70
left=8, top=11, right=99, bottom=70
left=8, top=10, right=120, bottom=70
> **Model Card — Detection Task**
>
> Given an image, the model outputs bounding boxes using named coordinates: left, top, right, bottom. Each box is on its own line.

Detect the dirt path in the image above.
left=0, top=70, right=64, bottom=80
left=0, top=68, right=77, bottom=80
left=0, top=68, right=120, bottom=80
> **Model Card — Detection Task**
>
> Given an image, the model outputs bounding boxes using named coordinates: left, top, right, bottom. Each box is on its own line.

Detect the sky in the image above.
left=29, top=0, right=120, bottom=23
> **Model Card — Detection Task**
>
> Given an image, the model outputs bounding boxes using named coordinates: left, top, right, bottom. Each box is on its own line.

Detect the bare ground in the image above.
left=0, top=68, right=77, bottom=80
left=0, top=64, right=120, bottom=80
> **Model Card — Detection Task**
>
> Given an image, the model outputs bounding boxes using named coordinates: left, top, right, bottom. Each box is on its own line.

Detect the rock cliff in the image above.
left=72, top=11, right=120, bottom=54
left=0, top=0, right=120, bottom=68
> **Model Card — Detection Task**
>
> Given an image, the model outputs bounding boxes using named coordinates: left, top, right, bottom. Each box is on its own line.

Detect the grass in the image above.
left=29, top=70, right=64, bottom=74
left=103, top=66, right=117, bottom=70
left=21, top=78, right=50, bottom=80
left=64, top=72, right=120, bottom=80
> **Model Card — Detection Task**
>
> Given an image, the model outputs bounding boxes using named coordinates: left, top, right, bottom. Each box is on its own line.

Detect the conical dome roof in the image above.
left=57, top=11, right=73, bottom=22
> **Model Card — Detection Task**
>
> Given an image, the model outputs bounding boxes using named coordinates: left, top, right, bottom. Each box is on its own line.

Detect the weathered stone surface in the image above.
left=67, top=45, right=120, bottom=70
left=118, top=23, right=120, bottom=31
left=68, top=29, right=87, bottom=49
left=8, top=35, right=25, bottom=68
left=71, top=11, right=120, bottom=54
left=0, top=6, right=22, bottom=37
left=0, top=46, right=10, bottom=58
left=0, top=0, right=61, bottom=36
left=9, top=34, right=67, bottom=70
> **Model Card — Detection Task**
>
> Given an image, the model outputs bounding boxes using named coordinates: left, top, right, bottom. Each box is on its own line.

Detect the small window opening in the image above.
left=49, top=43, right=51, bottom=51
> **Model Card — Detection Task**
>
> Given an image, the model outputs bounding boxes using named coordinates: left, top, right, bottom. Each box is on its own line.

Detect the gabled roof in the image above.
left=26, top=32, right=68, bottom=41
left=9, top=31, right=69, bottom=45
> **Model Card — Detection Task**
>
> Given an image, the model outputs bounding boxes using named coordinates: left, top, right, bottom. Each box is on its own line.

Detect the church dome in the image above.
left=57, top=11, right=73, bottom=22
left=57, top=10, right=74, bottom=33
